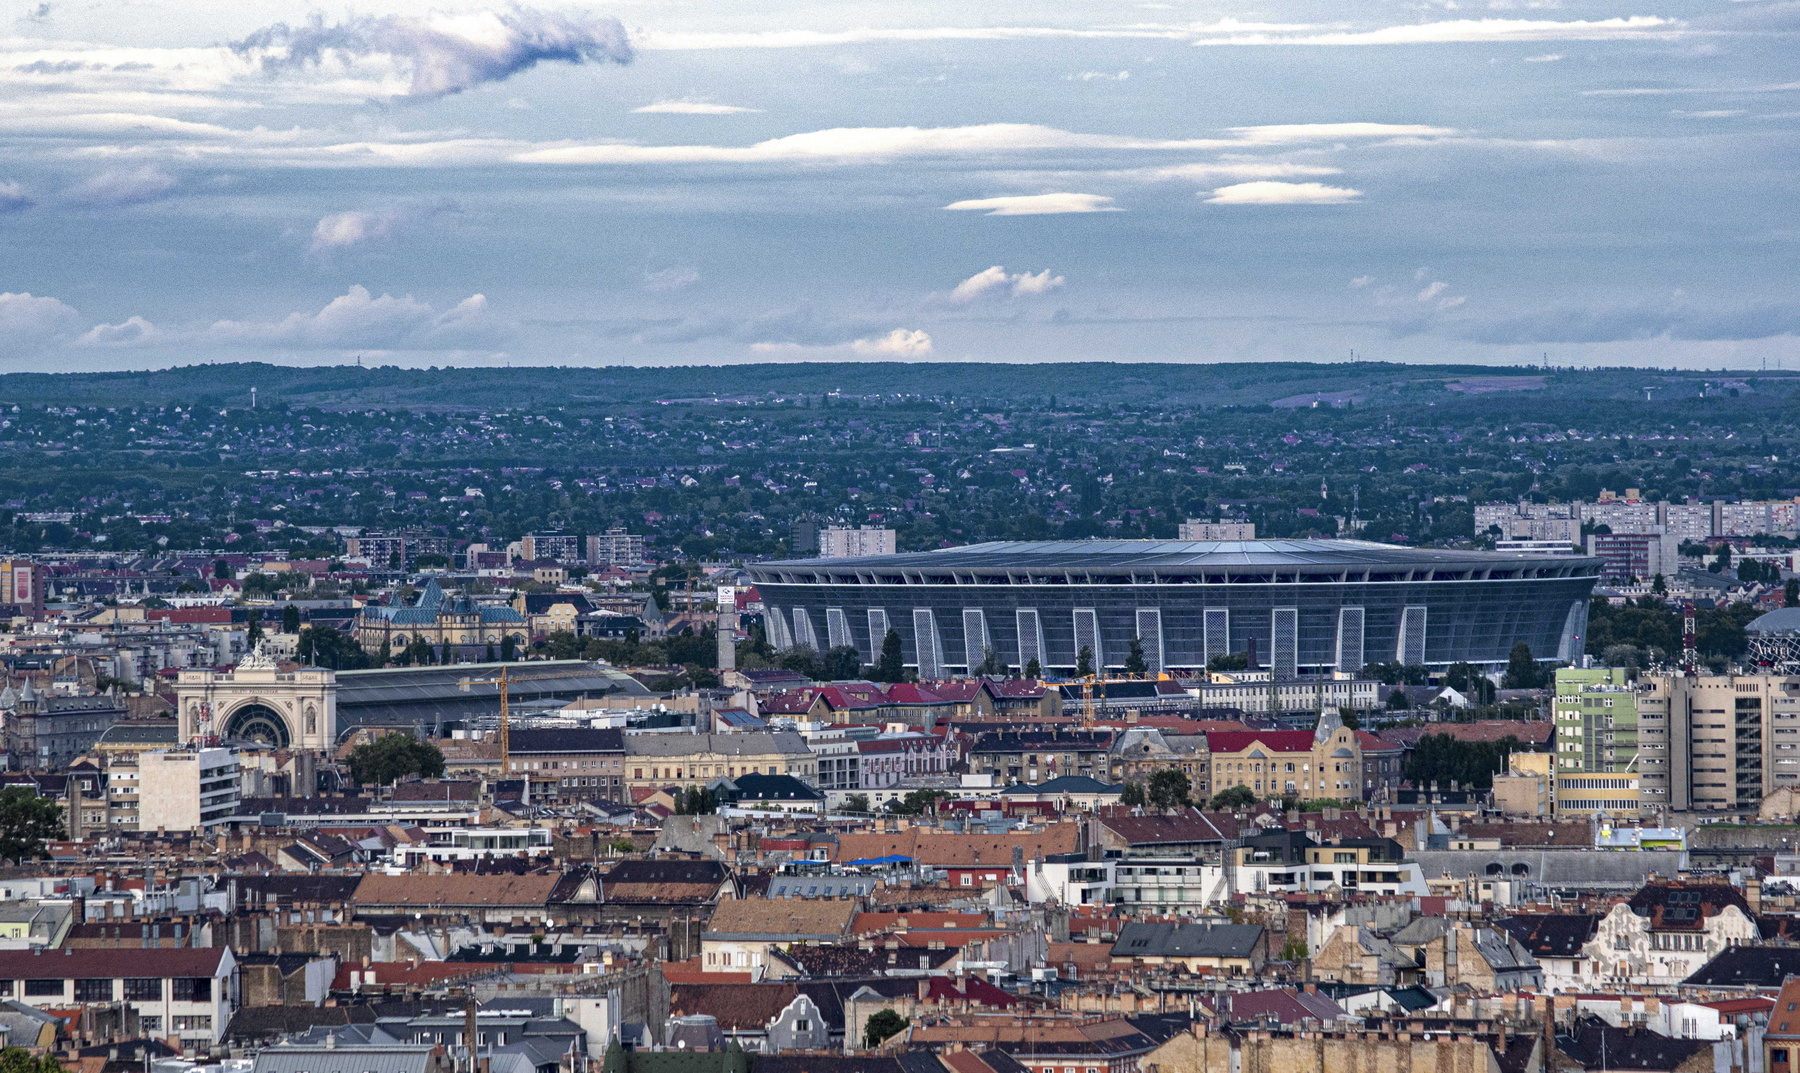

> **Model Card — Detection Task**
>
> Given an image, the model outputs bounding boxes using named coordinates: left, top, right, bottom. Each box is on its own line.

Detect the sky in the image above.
left=1, top=0, right=1798, bottom=372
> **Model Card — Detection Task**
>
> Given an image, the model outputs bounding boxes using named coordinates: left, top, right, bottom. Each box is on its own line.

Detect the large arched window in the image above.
left=225, top=703, right=290, bottom=747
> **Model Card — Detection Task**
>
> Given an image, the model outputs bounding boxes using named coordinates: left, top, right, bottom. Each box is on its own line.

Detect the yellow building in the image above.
left=353, top=578, right=528, bottom=658
left=1203, top=722, right=1363, bottom=801
left=622, top=731, right=817, bottom=794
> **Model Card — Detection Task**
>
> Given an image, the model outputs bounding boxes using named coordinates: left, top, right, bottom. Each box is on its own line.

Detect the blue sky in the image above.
left=0, top=0, right=1797, bottom=371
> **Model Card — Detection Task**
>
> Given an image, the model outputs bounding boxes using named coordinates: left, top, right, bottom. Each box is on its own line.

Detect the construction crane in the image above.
left=1081, top=676, right=1097, bottom=727
left=461, top=665, right=513, bottom=770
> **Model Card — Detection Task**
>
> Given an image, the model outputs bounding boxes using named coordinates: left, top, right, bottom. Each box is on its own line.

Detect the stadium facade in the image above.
left=746, top=540, right=1600, bottom=678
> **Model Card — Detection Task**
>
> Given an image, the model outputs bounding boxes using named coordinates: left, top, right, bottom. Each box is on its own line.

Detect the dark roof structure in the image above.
left=509, top=728, right=626, bottom=755
left=1497, top=914, right=1600, bottom=958
left=334, top=660, right=649, bottom=735
left=1626, top=881, right=1750, bottom=930
left=751, top=538, right=1601, bottom=577
left=1684, top=946, right=1800, bottom=988
left=1112, top=921, right=1264, bottom=959
left=1554, top=1016, right=1711, bottom=1071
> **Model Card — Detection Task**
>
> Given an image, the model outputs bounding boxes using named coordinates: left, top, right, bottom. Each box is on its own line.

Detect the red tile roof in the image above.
left=0, top=947, right=227, bottom=978
left=1205, top=730, right=1320, bottom=754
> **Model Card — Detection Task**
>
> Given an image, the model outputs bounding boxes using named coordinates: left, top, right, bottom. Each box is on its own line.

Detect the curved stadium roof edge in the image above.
left=749, top=538, right=1600, bottom=572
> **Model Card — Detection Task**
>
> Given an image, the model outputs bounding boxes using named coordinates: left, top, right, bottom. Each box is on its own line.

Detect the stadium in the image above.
left=747, top=540, right=1601, bottom=678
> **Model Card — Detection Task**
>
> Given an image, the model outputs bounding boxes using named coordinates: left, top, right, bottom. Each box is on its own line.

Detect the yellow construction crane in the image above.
left=1081, top=676, right=1097, bottom=727
left=462, top=665, right=513, bottom=770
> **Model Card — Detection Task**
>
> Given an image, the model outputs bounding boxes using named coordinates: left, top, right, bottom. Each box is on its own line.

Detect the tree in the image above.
left=347, top=733, right=446, bottom=787
left=1787, top=578, right=1800, bottom=609
left=976, top=646, right=1007, bottom=677
left=1075, top=645, right=1094, bottom=677
left=888, top=788, right=950, bottom=815
left=1123, top=636, right=1148, bottom=675
left=864, top=1009, right=908, bottom=1048
left=676, top=786, right=716, bottom=815
left=1208, top=785, right=1257, bottom=811
left=1025, top=657, right=1042, bottom=679
left=1207, top=652, right=1249, bottom=672
left=1653, top=573, right=1668, bottom=595
left=844, top=793, right=871, bottom=813
left=500, top=634, right=517, bottom=662
left=820, top=645, right=862, bottom=681
left=0, top=1048, right=63, bottom=1073
left=1402, top=733, right=1522, bottom=789
left=1501, top=641, right=1546, bottom=690
left=213, top=559, right=232, bottom=579
left=1119, top=781, right=1146, bottom=807
left=1386, top=688, right=1409, bottom=710
left=246, top=610, right=262, bottom=645
left=0, top=790, right=61, bottom=864
left=1146, top=769, right=1190, bottom=810
left=868, top=628, right=906, bottom=682
left=281, top=604, right=302, bottom=634
left=298, top=626, right=370, bottom=669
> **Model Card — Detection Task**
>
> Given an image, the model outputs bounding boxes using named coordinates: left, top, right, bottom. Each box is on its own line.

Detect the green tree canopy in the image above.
left=0, top=789, right=62, bottom=864
left=348, top=733, right=446, bottom=787
left=1208, top=785, right=1257, bottom=811
left=872, top=629, right=907, bottom=682
left=1123, top=637, right=1148, bottom=675
left=1501, top=642, right=1547, bottom=689
left=1147, top=768, right=1191, bottom=810
left=1402, top=733, right=1522, bottom=789
left=1119, top=781, right=1146, bottom=807
left=1074, top=645, right=1094, bottom=677
left=864, top=1009, right=908, bottom=1048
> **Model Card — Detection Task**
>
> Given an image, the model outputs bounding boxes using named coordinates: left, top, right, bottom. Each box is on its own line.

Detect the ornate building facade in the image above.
left=353, top=579, right=528, bottom=659
left=175, top=643, right=337, bottom=750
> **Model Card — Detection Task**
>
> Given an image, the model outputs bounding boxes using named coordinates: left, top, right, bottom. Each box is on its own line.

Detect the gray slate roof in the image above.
left=1112, top=921, right=1263, bottom=959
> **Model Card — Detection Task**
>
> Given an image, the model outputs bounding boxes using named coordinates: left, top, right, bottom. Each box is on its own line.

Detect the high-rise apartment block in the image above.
left=1637, top=673, right=1800, bottom=812
left=818, top=526, right=897, bottom=558
left=344, top=530, right=451, bottom=569
left=1554, top=667, right=1640, bottom=775
left=586, top=528, right=645, bottom=567
left=136, top=746, right=242, bottom=831
left=1179, top=520, right=1256, bottom=541
left=1477, top=495, right=1800, bottom=543
left=0, top=559, right=42, bottom=616
left=520, top=531, right=582, bottom=564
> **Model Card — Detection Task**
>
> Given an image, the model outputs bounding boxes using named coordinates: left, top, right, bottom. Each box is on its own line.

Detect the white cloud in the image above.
left=951, top=266, right=1066, bottom=301
left=1524, top=53, right=1564, bottom=61
left=1351, top=276, right=1374, bottom=288
left=77, top=315, right=158, bottom=346
left=1143, top=162, right=1344, bottom=182
left=851, top=328, right=933, bottom=356
left=63, top=165, right=175, bottom=207
left=0, top=182, right=30, bottom=214
left=643, top=267, right=700, bottom=291
left=1070, top=70, right=1130, bottom=81
left=515, top=122, right=1449, bottom=167
left=307, top=202, right=452, bottom=256
left=944, top=193, right=1119, bottom=215
left=231, top=6, right=632, bottom=99
left=1672, top=109, right=1745, bottom=118
left=1011, top=269, right=1065, bottom=296
left=632, top=99, right=761, bottom=114
left=0, top=291, right=80, bottom=354
left=204, top=285, right=495, bottom=349
left=1418, top=281, right=1449, bottom=301
left=1204, top=181, right=1362, bottom=205
left=1191, top=16, right=1682, bottom=45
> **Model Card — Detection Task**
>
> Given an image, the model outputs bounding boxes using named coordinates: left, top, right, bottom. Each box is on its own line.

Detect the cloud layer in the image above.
left=232, top=6, right=632, bottom=98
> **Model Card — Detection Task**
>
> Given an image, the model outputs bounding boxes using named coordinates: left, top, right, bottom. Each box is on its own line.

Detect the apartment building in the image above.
left=138, top=747, right=242, bottom=831
left=1637, top=672, right=1800, bottom=811
left=1178, top=520, right=1256, bottom=541
left=586, top=528, right=645, bottom=567
left=504, top=727, right=626, bottom=803
left=817, top=526, right=896, bottom=558
left=623, top=731, right=816, bottom=794
left=0, top=947, right=236, bottom=1045
left=1554, top=667, right=1640, bottom=775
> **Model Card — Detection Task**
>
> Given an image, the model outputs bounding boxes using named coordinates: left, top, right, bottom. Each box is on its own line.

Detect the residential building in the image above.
left=624, top=731, right=817, bottom=793
left=2, top=683, right=126, bottom=770
left=1189, top=672, right=1379, bottom=715
left=352, top=578, right=528, bottom=659
left=857, top=733, right=957, bottom=792
left=0, top=559, right=43, bottom=617
left=0, top=946, right=236, bottom=1045
left=1554, top=667, right=1641, bottom=775
left=1110, top=921, right=1268, bottom=975
left=818, top=526, right=896, bottom=558
left=700, top=897, right=857, bottom=972
left=968, top=730, right=1113, bottom=783
left=1583, top=880, right=1760, bottom=987
left=137, top=746, right=241, bottom=831
left=1179, top=520, right=1256, bottom=541
left=1636, top=673, right=1800, bottom=811
left=519, top=531, right=582, bottom=564
left=1205, top=724, right=1364, bottom=802
left=1588, top=533, right=1678, bottom=584
left=505, top=728, right=626, bottom=803
left=587, top=528, right=645, bottom=567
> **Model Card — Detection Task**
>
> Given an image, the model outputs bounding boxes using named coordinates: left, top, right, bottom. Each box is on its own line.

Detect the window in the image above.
left=172, top=1015, right=212, bottom=1033
left=74, top=979, right=113, bottom=1002
left=24, top=979, right=64, bottom=997
left=171, top=977, right=212, bottom=1002
left=140, top=1017, right=161, bottom=1035
left=794, top=1019, right=810, bottom=1032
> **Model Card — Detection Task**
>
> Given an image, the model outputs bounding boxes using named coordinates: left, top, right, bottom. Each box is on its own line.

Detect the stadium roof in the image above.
left=1749, top=608, right=1800, bottom=636
left=751, top=539, right=1599, bottom=574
